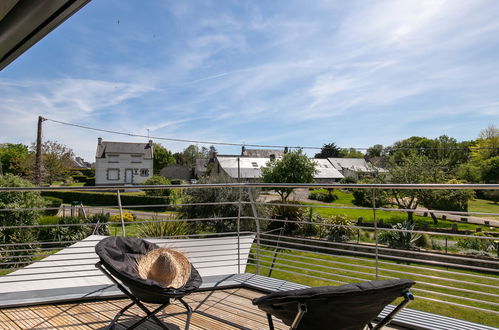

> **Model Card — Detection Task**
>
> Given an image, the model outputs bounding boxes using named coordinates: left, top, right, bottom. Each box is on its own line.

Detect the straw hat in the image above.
left=136, top=248, right=191, bottom=289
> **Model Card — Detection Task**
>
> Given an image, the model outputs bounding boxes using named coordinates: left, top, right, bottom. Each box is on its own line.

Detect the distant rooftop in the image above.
left=95, top=138, right=153, bottom=159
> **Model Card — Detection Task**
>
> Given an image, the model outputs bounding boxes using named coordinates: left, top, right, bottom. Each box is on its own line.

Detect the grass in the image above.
left=300, top=193, right=498, bottom=232
left=246, top=246, right=499, bottom=327
left=469, top=198, right=499, bottom=219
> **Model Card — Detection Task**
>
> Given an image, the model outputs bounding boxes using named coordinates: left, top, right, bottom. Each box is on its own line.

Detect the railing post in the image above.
left=117, top=189, right=126, bottom=237
left=248, top=187, right=261, bottom=275
left=237, top=187, right=242, bottom=274
left=372, top=189, right=378, bottom=279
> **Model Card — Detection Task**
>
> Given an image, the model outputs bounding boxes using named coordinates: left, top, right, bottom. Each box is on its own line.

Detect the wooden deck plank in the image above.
left=0, top=312, right=21, bottom=330
left=0, top=288, right=290, bottom=330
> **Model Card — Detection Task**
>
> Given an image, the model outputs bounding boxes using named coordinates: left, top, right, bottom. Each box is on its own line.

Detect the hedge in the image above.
left=41, top=190, right=172, bottom=212
left=42, top=196, right=63, bottom=216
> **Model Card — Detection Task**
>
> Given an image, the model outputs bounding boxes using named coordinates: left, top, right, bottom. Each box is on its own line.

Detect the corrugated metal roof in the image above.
left=328, top=157, right=380, bottom=172
left=96, top=141, right=153, bottom=159
left=242, top=149, right=284, bottom=158
left=217, top=157, right=344, bottom=179
left=312, top=158, right=344, bottom=179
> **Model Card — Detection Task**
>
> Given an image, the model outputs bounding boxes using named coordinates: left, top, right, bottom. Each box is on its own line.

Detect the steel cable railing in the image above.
left=0, top=183, right=498, bottom=324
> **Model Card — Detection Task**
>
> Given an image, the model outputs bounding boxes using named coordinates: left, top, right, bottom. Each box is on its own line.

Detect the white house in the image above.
left=95, top=138, right=153, bottom=185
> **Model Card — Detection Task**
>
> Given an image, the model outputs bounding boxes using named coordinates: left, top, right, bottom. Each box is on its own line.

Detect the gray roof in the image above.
left=327, top=158, right=381, bottom=172
left=217, top=157, right=268, bottom=179
left=312, top=159, right=344, bottom=179
left=242, top=149, right=284, bottom=158
left=216, top=157, right=344, bottom=180
left=96, top=140, right=153, bottom=159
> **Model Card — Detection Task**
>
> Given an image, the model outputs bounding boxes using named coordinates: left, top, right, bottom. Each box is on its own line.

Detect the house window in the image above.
left=108, top=154, right=119, bottom=163
left=107, top=168, right=120, bottom=180
left=251, top=162, right=258, bottom=167
left=140, top=168, right=149, bottom=177
left=131, top=155, right=142, bottom=163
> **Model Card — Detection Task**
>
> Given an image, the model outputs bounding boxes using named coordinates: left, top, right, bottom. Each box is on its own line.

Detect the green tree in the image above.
left=481, top=156, right=499, bottom=183
left=471, top=125, right=499, bottom=161
left=153, top=143, right=175, bottom=174
left=418, top=179, right=475, bottom=223
left=31, top=140, right=74, bottom=184
left=383, top=154, right=446, bottom=222
left=261, top=150, right=316, bottom=202
left=366, top=144, right=384, bottom=158
left=314, top=143, right=341, bottom=158
left=0, top=143, right=31, bottom=176
left=339, top=148, right=364, bottom=158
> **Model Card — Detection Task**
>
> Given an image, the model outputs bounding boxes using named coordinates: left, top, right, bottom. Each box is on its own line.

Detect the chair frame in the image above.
left=96, top=261, right=193, bottom=330
left=265, top=290, right=414, bottom=330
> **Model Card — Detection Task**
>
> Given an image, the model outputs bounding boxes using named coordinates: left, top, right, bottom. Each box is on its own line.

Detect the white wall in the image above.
left=95, top=154, right=153, bottom=185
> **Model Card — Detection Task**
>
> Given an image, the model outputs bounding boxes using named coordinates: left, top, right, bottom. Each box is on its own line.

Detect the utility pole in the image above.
left=35, top=116, right=45, bottom=185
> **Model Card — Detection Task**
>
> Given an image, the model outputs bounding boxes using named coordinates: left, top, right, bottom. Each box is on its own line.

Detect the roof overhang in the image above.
left=0, top=0, right=91, bottom=71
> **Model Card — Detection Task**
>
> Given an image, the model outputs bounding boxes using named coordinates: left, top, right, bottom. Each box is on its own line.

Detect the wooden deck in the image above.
left=0, top=288, right=287, bottom=330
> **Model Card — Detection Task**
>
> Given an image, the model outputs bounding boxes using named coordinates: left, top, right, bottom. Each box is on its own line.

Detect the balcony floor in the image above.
left=0, top=288, right=286, bottom=330
left=0, top=287, right=406, bottom=330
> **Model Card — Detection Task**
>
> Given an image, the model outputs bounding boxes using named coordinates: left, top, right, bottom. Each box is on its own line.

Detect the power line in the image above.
left=43, top=117, right=498, bottom=151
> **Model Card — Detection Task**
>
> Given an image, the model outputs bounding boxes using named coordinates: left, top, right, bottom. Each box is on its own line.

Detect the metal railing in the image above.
left=0, top=182, right=498, bottom=324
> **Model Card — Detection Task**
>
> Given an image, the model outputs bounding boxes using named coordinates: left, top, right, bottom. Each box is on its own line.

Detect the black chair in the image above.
left=95, top=236, right=202, bottom=330
left=252, top=278, right=415, bottom=330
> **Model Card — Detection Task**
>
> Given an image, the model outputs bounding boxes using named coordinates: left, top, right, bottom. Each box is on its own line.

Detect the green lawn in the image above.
left=246, top=246, right=499, bottom=327
left=469, top=198, right=499, bottom=219
left=302, top=192, right=497, bottom=232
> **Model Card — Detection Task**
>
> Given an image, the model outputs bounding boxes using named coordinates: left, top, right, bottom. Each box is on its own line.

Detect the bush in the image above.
left=457, top=232, right=496, bottom=253
left=138, top=217, right=189, bottom=238
left=84, top=178, right=95, bottom=186
left=308, top=189, right=338, bottom=203
left=143, top=176, right=172, bottom=197
left=340, top=177, right=357, bottom=184
left=352, top=189, right=389, bottom=207
left=181, top=176, right=259, bottom=233
left=110, top=212, right=135, bottom=223
left=40, top=190, right=171, bottom=211
left=482, top=190, right=499, bottom=204
left=71, top=175, right=88, bottom=183
left=317, top=214, right=355, bottom=242
left=36, top=216, right=92, bottom=245
left=42, top=196, right=63, bottom=216
left=0, top=174, right=46, bottom=258
left=266, top=201, right=304, bottom=234
left=379, top=220, right=421, bottom=249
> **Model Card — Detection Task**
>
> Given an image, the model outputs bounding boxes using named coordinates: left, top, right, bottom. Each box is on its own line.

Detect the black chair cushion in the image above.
left=95, top=236, right=202, bottom=303
left=252, top=279, right=415, bottom=330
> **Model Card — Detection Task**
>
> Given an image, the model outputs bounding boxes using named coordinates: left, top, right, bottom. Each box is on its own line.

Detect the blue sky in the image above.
left=1, top=0, right=498, bottom=161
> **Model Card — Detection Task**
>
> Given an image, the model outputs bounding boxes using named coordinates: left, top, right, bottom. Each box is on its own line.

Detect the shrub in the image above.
left=266, top=201, right=305, bottom=234
left=40, top=190, right=171, bottom=211
left=379, top=220, right=421, bottom=249
left=181, top=176, right=259, bottom=233
left=138, top=217, right=189, bottom=238
left=0, top=174, right=46, bottom=258
left=84, top=177, right=95, bottom=186
left=42, top=196, right=63, bottom=216
left=71, top=175, right=88, bottom=183
left=340, top=176, right=357, bottom=184
left=143, top=176, right=172, bottom=197
left=457, top=232, right=496, bottom=253
left=482, top=190, right=499, bottom=204
left=308, top=189, right=338, bottom=203
left=36, top=216, right=92, bottom=245
left=317, top=214, right=355, bottom=242
left=352, top=189, right=388, bottom=207
left=110, top=212, right=135, bottom=223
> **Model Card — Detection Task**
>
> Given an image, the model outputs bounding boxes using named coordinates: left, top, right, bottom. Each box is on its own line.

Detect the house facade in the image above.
left=95, top=138, right=153, bottom=185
